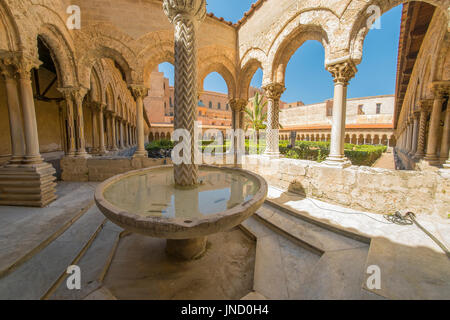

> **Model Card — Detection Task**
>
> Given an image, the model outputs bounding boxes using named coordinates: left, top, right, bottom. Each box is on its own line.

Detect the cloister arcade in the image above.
left=0, top=0, right=449, bottom=207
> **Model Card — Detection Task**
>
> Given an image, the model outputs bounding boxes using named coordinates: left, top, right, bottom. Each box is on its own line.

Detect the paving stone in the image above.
left=0, top=206, right=105, bottom=300
left=241, top=291, right=267, bottom=300
left=258, top=203, right=368, bottom=252
left=363, top=237, right=450, bottom=300
left=0, top=183, right=96, bottom=277
left=49, top=221, right=123, bottom=300
left=253, top=236, right=289, bottom=300
left=300, top=246, right=371, bottom=300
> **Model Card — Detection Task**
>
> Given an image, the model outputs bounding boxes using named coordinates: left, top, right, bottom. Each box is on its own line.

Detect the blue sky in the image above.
left=159, top=1, right=402, bottom=105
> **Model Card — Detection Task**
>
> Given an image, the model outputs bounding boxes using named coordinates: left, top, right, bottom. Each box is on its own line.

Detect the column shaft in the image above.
left=2, top=73, right=25, bottom=164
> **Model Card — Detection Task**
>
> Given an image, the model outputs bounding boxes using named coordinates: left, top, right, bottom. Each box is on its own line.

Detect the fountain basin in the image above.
left=94, top=165, right=267, bottom=259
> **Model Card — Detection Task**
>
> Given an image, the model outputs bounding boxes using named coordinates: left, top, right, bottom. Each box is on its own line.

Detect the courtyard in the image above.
left=0, top=0, right=449, bottom=305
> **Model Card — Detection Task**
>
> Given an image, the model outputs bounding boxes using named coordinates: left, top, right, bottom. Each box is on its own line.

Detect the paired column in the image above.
left=440, top=98, right=450, bottom=162
left=163, top=0, right=206, bottom=186
left=0, top=58, right=25, bottom=165
left=130, top=86, right=148, bottom=158
left=323, top=60, right=357, bottom=168
left=411, top=111, right=420, bottom=156
left=424, top=81, right=449, bottom=164
left=98, top=103, right=107, bottom=154
left=262, top=83, right=285, bottom=156
left=415, top=100, right=430, bottom=159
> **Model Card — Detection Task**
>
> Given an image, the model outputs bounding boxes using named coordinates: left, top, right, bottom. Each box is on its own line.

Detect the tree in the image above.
left=244, top=92, right=267, bottom=146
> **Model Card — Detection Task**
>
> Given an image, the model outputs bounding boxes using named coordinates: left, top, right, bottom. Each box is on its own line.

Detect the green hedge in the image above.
left=148, top=139, right=386, bottom=167
left=279, top=140, right=386, bottom=166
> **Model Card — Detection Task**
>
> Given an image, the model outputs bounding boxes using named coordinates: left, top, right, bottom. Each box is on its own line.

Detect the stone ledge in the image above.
left=243, top=155, right=450, bottom=218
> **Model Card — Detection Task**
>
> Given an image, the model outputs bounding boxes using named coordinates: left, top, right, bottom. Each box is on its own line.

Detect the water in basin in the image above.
left=103, top=167, right=260, bottom=220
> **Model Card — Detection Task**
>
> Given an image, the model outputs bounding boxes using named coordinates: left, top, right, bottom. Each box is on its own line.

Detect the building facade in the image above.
left=279, top=95, right=396, bottom=146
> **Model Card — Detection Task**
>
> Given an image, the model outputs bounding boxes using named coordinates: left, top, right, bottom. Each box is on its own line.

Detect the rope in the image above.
left=384, top=211, right=450, bottom=259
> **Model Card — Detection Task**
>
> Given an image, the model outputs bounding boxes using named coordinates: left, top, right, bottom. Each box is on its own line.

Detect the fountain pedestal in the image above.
left=166, top=237, right=207, bottom=260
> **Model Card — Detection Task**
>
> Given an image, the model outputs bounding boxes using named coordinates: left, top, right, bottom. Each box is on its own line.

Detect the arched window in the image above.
left=209, top=101, right=212, bottom=109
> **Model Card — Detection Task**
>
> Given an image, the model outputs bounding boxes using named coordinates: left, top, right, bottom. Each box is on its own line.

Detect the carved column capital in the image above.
left=431, top=80, right=450, bottom=98
left=58, top=86, right=87, bottom=103
left=262, top=83, right=285, bottom=100
left=129, top=85, right=149, bottom=100
left=163, top=0, right=206, bottom=24
left=326, top=60, right=357, bottom=85
left=229, top=98, right=248, bottom=112
left=419, top=99, right=433, bottom=112
left=0, top=52, right=41, bottom=80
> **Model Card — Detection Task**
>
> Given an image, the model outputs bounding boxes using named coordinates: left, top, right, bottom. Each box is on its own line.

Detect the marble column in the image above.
left=130, top=86, right=148, bottom=158
left=0, top=60, right=25, bottom=165
left=72, top=88, right=89, bottom=158
left=411, top=111, right=420, bottom=156
left=439, top=99, right=450, bottom=162
left=406, top=119, right=413, bottom=155
left=58, top=88, right=77, bottom=156
left=424, top=81, right=449, bottom=164
left=163, top=0, right=206, bottom=186
left=16, top=57, right=45, bottom=165
left=323, top=60, right=356, bottom=168
left=91, top=102, right=99, bottom=154
left=262, top=83, right=285, bottom=156
left=230, top=98, right=247, bottom=165
left=414, top=100, right=431, bottom=159
left=118, top=117, right=124, bottom=149
left=98, top=104, right=107, bottom=154
left=109, top=112, right=118, bottom=151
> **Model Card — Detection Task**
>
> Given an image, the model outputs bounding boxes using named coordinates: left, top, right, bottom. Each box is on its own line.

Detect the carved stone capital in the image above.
left=262, top=83, right=285, bottom=100
left=229, top=98, right=248, bottom=112
left=431, top=80, right=450, bottom=98
left=58, top=87, right=87, bottom=103
left=129, top=85, right=149, bottom=100
left=0, top=51, right=41, bottom=80
left=163, top=0, right=206, bottom=24
left=419, top=99, right=433, bottom=112
left=326, top=60, right=357, bottom=84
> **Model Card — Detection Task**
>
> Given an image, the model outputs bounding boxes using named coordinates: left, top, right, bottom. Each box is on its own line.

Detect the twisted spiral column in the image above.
left=164, top=0, right=206, bottom=186
left=262, top=83, right=285, bottom=156
left=415, top=100, right=432, bottom=158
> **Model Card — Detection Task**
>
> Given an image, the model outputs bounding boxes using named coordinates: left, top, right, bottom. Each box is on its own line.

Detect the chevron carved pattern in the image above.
left=263, top=83, right=285, bottom=155
left=173, top=16, right=199, bottom=186
left=164, top=0, right=206, bottom=186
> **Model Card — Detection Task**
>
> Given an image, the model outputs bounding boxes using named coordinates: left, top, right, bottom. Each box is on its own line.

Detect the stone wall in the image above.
left=242, top=155, right=449, bottom=218
left=61, top=157, right=172, bottom=182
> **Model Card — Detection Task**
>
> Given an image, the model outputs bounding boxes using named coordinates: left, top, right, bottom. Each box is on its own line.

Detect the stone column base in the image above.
left=166, top=237, right=207, bottom=260
left=322, top=156, right=351, bottom=168
left=133, top=151, right=147, bottom=158
left=0, top=162, right=57, bottom=207
left=263, top=151, right=280, bottom=158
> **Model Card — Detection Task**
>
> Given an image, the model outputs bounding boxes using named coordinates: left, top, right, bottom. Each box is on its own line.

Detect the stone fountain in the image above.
left=94, top=0, right=267, bottom=260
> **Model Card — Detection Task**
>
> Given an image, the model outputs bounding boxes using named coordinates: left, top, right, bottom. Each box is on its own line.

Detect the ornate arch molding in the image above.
left=239, top=49, right=265, bottom=100
left=76, top=24, right=138, bottom=88
left=89, top=62, right=105, bottom=103
left=0, top=1, right=21, bottom=51
left=344, top=0, right=450, bottom=64
left=266, top=9, right=337, bottom=83
left=135, top=30, right=174, bottom=85
left=36, top=24, right=78, bottom=87
left=198, top=51, right=237, bottom=98
left=434, top=31, right=450, bottom=81
left=140, top=47, right=175, bottom=88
